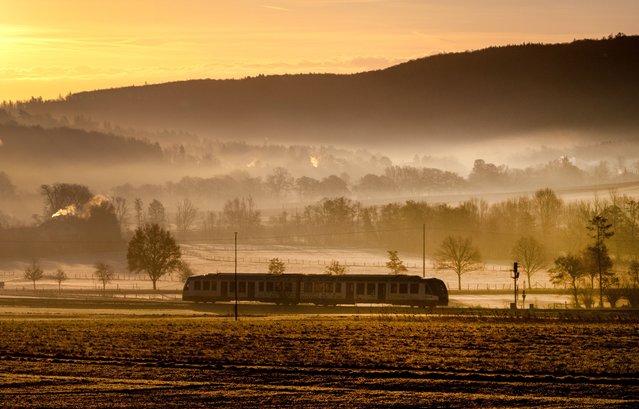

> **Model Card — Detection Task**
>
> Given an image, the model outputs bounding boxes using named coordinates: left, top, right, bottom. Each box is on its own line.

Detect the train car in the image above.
left=183, top=273, right=448, bottom=307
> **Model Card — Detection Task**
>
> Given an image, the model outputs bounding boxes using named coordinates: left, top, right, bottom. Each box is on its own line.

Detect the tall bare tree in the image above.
left=533, top=188, right=562, bottom=239
left=511, top=236, right=546, bottom=289
left=94, top=262, right=114, bottom=295
left=112, top=196, right=129, bottom=233
left=175, top=199, right=198, bottom=234
left=435, top=236, right=482, bottom=290
left=134, top=198, right=145, bottom=227
left=147, top=199, right=166, bottom=227
left=24, top=260, right=44, bottom=290
left=127, top=224, right=181, bottom=290
left=587, top=214, right=614, bottom=307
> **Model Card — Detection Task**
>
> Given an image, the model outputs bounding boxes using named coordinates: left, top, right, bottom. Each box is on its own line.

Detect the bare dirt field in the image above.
left=0, top=298, right=637, bottom=408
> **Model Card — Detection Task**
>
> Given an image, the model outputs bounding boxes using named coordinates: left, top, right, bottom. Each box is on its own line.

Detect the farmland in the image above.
left=0, top=304, right=637, bottom=408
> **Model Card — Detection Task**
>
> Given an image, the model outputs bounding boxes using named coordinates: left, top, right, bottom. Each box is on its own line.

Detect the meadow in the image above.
left=0, top=308, right=637, bottom=408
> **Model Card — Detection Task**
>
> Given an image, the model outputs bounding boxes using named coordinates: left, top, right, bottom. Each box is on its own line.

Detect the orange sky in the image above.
left=1, top=0, right=638, bottom=101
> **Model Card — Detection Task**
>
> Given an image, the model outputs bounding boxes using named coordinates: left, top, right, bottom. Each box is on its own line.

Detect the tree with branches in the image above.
left=94, top=262, right=114, bottom=295
left=386, top=250, right=408, bottom=275
left=147, top=199, right=167, bottom=227
left=127, top=224, right=182, bottom=290
left=435, top=236, right=482, bottom=290
left=53, top=268, right=67, bottom=291
left=176, top=260, right=194, bottom=282
left=24, top=260, right=44, bottom=290
left=512, top=236, right=546, bottom=289
left=325, top=260, right=346, bottom=275
left=587, top=214, right=614, bottom=307
left=268, top=258, right=286, bottom=275
left=175, top=198, right=198, bottom=233
left=549, top=254, right=585, bottom=308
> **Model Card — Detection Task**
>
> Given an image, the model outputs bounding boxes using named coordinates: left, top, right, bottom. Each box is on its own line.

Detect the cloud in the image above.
left=262, top=5, right=289, bottom=11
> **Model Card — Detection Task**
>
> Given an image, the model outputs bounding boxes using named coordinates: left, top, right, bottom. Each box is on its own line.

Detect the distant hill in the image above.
left=20, top=35, right=639, bottom=146
left=0, top=122, right=162, bottom=166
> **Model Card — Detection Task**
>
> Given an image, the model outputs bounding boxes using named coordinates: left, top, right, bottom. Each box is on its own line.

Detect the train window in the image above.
left=228, top=282, right=235, bottom=294
left=203, top=281, right=210, bottom=291
left=304, top=282, right=313, bottom=293
left=285, top=282, right=293, bottom=292
left=335, top=283, right=341, bottom=292
left=390, top=283, right=397, bottom=294
left=238, top=282, right=246, bottom=293
left=325, top=282, right=333, bottom=292
left=266, top=282, right=274, bottom=292
left=211, top=282, right=217, bottom=291
left=314, top=283, right=322, bottom=293
left=274, top=282, right=282, bottom=292
left=399, top=283, right=408, bottom=294
left=356, top=283, right=365, bottom=295
left=221, top=281, right=227, bottom=292
left=366, top=283, right=375, bottom=295
left=258, top=282, right=264, bottom=292
left=410, top=284, right=419, bottom=294
left=194, top=280, right=202, bottom=291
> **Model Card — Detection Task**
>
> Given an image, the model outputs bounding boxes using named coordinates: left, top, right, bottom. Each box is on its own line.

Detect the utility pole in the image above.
left=511, top=262, right=519, bottom=309
left=597, top=226, right=603, bottom=309
left=234, top=231, right=238, bottom=321
left=422, top=223, right=426, bottom=278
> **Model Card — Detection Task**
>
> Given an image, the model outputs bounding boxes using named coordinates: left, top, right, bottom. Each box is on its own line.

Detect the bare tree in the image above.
left=53, top=268, right=67, bottom=291
left=435, top=236, right=482, bottom=291
left=385, top=250, right=408, bottom=275
left=40, top=183, right=93, bottom=218
left=147, top=199, right=167, bottom=227
left=629, top=260, right=639, bottom=288
left=176, top=260, right=194, bottom=282
left=134, top=198, right=145, bottom=227
left=511, top=236, right=546, bottom=289
left=325, top=260, right=347, bottom=275
left=94, top=262, right=114, bottom=295
left=549, top=254, right=585, bottom=308
left=266, top=167, right=294, bottom=199
left=113, top=196, right=130, bottom=233
left=268, top=258, right=286, bottom=275
left=24, top=260, right=44, bottom=290
left=533, top=188, right=563, bottom=238
left=127, top=224, right=181, bottom=290
left=587, top=214, right=614, bottom=308
left=175, top=199, right=198, bottom=234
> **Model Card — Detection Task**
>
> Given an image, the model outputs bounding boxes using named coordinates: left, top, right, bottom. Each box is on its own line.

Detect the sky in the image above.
left=1, top=0, right=638, bottom=102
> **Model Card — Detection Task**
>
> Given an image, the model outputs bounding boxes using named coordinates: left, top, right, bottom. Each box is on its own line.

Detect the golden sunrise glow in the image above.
left=1, top=0, right=638, bottom=101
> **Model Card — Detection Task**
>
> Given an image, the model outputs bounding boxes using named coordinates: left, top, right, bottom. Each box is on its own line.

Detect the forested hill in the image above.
left=22, top=35, right=639, bottom=146
left=0, top=122, right=162, bottom=166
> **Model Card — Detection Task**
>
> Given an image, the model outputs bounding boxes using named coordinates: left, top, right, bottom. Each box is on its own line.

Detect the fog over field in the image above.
left=0, top=37, right=638, bottom=303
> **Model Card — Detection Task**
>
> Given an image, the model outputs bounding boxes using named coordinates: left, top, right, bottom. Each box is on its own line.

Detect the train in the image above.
left=182, top=273, right=448, bottom=307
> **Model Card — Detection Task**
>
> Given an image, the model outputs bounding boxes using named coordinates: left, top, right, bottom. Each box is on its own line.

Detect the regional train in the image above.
left=182, top=273, right=448, bottom=307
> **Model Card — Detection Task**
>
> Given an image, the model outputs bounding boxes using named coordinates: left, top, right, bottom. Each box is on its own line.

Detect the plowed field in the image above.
left=1, top=313, right=638, bottom=408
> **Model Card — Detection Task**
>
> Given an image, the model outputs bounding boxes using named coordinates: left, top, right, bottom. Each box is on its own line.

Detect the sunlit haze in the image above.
left=2, top=0, right=638, bottom=101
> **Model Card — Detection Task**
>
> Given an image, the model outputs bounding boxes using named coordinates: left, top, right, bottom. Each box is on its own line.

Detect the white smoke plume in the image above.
left=51, top=194, right=111, bottom=219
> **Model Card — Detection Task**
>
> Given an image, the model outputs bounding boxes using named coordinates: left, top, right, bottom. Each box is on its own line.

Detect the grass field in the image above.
left=0, top=298, right=637, bottom=408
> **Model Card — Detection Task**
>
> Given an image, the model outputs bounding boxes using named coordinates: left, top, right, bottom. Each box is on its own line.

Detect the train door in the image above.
left=248, top=281, right=255, bottom=298
left=377, top=283, right=386, bottom=301
left=346, top=283, right=355, bottom=302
